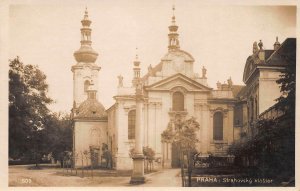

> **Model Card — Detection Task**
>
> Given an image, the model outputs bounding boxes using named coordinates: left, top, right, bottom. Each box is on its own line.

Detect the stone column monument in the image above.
left=130, top=72, right=145, bottom=184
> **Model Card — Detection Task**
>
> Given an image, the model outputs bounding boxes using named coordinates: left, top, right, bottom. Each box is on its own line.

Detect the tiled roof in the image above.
left=266, top=38, right=296, bottom=65
left=265, top=50, right=275, bottom=60
left=75, top=99, right=107, bottom=120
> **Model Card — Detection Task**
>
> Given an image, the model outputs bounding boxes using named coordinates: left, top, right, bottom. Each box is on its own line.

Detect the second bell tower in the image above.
left=71, top=8, right=101, bottom=108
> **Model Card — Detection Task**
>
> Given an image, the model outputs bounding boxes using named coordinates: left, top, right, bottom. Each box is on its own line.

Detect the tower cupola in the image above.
left=168, top=6, right=180, bottom=51
left=132, top=49, right=141, bottom=87
left=74, top=8, right=99, bottom=63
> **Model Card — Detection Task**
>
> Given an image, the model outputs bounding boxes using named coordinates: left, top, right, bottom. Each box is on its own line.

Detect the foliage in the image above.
left=229, top=53, right=295, bottom=179
left=275, top=51, right=296, bottom=118
left=9, top=57, right=52, bottom=163
left=143, top=146, right=155, bottom=161
left=162, top=117, right=200, bottom=152
left=229, top=117, right=294, bottom=178
left=161, top=126, right=174, bottom=142
left=44, top=113, right=73, bottom=161
left=161, top=117, right=200, bottom=186
left=129, top=146, right=155, bottom=161
left=102, top=143, right=112, bottom=168
left=9, top=57, right=73, bottom=166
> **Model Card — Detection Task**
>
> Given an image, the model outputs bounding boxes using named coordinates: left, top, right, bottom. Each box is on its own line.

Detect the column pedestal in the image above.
left=130, top=154, right=145, bottom=184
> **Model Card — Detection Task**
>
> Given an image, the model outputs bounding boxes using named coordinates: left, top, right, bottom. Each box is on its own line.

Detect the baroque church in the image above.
left=71, top=8, right=296, bottom=170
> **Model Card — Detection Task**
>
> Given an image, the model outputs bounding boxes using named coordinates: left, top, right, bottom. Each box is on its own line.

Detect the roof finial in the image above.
left=168, top=4, right=180, bottom=51
left=133, top=47, right=140, bottom=67
left=172, top=4, right=176, bottom=24
left=84, top=6, right=89, bottom=19
left=172, top=5, right=175, bottom=16
left=135, top=47, right=139, bottom=60
left=274, top=36, right=281, bottom=50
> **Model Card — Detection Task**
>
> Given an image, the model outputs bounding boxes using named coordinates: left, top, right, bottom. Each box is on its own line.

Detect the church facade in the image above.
left=107, top=12, right=239, bottom=169
left=71, top=8, right=295, bottom=170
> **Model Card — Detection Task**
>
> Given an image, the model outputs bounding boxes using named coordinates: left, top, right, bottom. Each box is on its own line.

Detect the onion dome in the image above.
left=74, top=8, right=99, bottom=63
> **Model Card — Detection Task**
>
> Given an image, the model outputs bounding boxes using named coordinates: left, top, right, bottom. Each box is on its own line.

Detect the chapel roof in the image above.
left=75, top=98, right=107, bottom=120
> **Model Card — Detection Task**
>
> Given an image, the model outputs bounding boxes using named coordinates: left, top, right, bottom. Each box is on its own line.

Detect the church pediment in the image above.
left=144, top=73, right=212, bottom=92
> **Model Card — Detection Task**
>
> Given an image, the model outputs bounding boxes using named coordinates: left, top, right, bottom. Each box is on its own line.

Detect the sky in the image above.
left=8, top=1, right=296, bottom=113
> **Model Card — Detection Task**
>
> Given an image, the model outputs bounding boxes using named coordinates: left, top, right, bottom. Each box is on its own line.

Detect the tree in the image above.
left=102, top=143, right=112, bottom=168
left=9, top=57, right=52, bottom=166
left=44, top=112, right=73, bottom=164
left=143, top=146, right=155, bottom=172
left=276, top=51, right=296, bottom=119
left=129, top=146, right=156, bottom=172
left=229, top=51, right=296, bottom=183
left=161, top=117, right=200, bottom=187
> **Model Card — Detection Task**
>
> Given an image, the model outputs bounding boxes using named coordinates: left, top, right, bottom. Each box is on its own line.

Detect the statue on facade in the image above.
left=136, top=81, right=143, bottom=95
left=148, top=64, right=153, bottom=76
left=253, top=41, right=259, bottom=54
left=202, top=66, right=207, bottom=78
left=216, top=81, right=221, bottom=90
left=117, top=75, right=123, bottom=87
left=258, top=40, right=263, bottom=50
left=227, top=77, right=233, bottom=87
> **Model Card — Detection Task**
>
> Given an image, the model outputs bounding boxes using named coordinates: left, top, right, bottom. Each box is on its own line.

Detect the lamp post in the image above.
left=130, top=80, right=145, bottom=184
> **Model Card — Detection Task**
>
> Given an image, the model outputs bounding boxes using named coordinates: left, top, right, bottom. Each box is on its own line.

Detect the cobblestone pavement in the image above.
left=9, top=165, right=181, bottom=187
left=136, top=168, right=181, bottom=187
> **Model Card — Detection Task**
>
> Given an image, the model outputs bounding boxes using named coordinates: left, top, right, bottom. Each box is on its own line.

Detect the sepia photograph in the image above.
left=1, top=0, right=297, bottom=189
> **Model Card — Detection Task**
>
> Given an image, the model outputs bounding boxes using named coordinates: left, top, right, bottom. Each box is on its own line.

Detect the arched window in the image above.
left=84, top=80, right=90, bottom=92
left=128, top=110, right=136, bottom=139
left=172, top=91, right=184, bottom=111
left=213, top=112, right=223, bottom=140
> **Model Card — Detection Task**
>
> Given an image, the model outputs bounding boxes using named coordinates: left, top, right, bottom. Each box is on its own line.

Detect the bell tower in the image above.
left=168, top=5, right=180, bottom=51
left=71, top=8, right=101, bottom=109
left=132, top=48, right=141, bottom=87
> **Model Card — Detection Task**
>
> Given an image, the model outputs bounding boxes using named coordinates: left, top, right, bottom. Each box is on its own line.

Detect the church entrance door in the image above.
left=171, top=142, right=181, bottom=168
